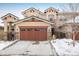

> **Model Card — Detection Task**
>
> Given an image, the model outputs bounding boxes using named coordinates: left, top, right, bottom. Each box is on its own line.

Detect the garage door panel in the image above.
left=20, top=26, right=47, bottom=41
left=20, top=30, right=28, bottom=40
left=20, top=29, right=25, bottom=40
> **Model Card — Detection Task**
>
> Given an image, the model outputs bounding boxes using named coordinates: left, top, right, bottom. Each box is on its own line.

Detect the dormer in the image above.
left=44, top=7, right=58, bottom=21
left=44, top=7, right=58, bottom=14
left=1, top=13, right=18, bottom=23
left=22, top=7, right=45, bottom=18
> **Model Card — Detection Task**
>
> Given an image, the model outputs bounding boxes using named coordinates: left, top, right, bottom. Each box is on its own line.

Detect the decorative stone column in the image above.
left=47, top=25, right=52, bottom=40
left=7, top=22, right=14, bottom=40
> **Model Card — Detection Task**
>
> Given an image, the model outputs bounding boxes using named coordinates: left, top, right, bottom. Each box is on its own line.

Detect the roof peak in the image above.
left=1, top=13, right=19, bottom=20
left=44, top=7, right=59, bottom=12
left=13, top=16, right=53, bottom=25
left=23, top=7, right=39, bottom=12
left=22, top=7, right=44, bottom=17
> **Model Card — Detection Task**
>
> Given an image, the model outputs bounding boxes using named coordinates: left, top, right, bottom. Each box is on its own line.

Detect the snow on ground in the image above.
left=51, top=38, right=79, bottom=56
left=0, top=41, right=32, bottom=55
left=0, top=40, right=17, bottom=50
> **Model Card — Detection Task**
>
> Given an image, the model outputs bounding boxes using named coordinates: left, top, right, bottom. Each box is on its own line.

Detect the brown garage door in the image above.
left=20, top=26, right=48, bottom=41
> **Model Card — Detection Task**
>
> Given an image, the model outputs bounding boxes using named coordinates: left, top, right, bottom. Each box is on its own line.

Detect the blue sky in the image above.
left=0, top=3, right=64, bottom=18
left=0, top=3, right=65, bottom=26
left=0, top=3, right=62, bottom=10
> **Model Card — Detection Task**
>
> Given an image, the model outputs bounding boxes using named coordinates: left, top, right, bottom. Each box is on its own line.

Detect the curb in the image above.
left=49, top=40, right=59, bottom=56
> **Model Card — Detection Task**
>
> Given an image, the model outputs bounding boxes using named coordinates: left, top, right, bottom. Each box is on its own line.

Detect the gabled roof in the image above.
left=22, top=7, right=45, bottom=16
left=13, top=16, right=54, bottom=25
left=58, top=12, right=79, bottom=15
left=1, top=13, right=19, bottom=20
left=44, top=7, right=59, bottom=12
left=61, top=22, right=79, bottom=28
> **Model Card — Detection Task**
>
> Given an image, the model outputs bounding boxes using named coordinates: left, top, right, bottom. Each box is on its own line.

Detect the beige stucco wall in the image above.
left=44, top=8, right=58, bottom=20
left=3, top=16, right=16, bottom=32
left=24, top=11, right=39, bottom=17
left=5, top=16, right=15, bottom=22
left=22, top=10, right=46, bottom=19
left=15, top=21, right=51, bottom=32
left=45, top=12, right=57, bottom=19
left=4, top=20, right=8, bottom=32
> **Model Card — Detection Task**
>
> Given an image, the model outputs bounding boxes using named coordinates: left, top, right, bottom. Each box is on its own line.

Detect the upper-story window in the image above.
left=49, top=18, right=53, bottom=21
left=60, top=18, right=67, bottom=22
left=59, top=16, right=67, bottom=22
left=48, top=14, right=54, bottom=21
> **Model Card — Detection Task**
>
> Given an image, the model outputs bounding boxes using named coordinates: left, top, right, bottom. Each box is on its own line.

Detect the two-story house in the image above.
left=1, top=7, right=79, bottom=41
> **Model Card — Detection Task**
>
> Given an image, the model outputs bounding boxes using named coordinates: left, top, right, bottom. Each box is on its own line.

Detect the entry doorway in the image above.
left=51, top=28, right=55, bottom=36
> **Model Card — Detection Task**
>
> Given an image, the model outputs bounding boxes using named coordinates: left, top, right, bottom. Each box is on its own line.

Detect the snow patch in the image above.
left=0, top=40, right=17, bottom=50
left=51, top=38, right=79, bottom=56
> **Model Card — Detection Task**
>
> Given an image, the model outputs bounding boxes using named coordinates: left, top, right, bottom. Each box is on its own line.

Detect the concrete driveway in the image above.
left=0, top=40, right=58, bottom=56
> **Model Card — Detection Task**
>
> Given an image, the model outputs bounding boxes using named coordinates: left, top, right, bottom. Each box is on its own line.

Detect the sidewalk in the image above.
left=0, top=40, right=18, bottom=50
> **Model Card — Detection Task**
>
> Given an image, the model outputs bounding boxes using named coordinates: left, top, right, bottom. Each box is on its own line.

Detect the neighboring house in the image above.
left=1, top=7, right=79, bottom=41
left=0, top=26, right=4, bottom=40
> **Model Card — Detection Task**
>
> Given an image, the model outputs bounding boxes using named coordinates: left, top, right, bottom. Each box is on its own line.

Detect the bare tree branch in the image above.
left=59, top=3, right=79, bottom=46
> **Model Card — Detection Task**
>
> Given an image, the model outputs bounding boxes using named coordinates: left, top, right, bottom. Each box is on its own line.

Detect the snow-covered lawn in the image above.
left=1, top=39, right=79, bottom=56
left=0, top=40, right=18, bottom=50
left=51, top=38, right=79, bottom=56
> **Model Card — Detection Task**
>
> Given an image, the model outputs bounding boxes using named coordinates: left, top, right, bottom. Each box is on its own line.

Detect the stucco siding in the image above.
left=4, top=21, right=8, bottom=32
left=23, top=10, right=45, bottom=19
left=15, top=22, right=51, bottom=32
